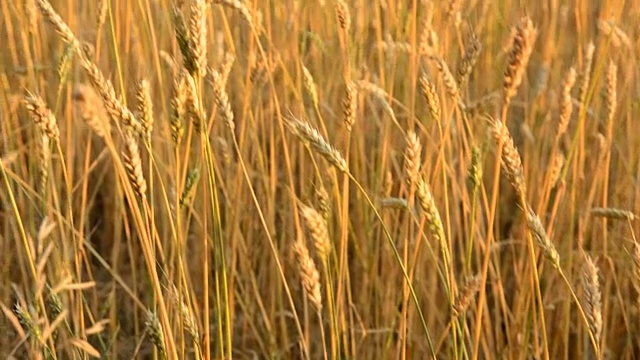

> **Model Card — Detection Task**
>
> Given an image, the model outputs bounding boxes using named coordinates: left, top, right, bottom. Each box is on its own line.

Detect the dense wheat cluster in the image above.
left=1, top=0, right=640, bottom=359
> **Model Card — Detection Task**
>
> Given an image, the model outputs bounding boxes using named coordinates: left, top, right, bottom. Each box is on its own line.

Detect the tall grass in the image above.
left=1, top=0, right=640, bottom=359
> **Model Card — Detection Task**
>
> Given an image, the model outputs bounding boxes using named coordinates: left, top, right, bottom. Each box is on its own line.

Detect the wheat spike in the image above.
left=170, top=71, right=188, bottom=145
left=122, top=131, right=147, bottom=200
left=209, top=68, right=235, bottom=130
left=184, top=72, right=205, bottom=133
left=35, top=0, right=78, bottom=47
left=219, top=52, right=235, bottom=87
left=286, top=117, right=348, bottom=173
left=453, top=274, right=482, bottom=316
left=343, top=80, right=358, bottom=131
left=335, top=0, right=351, bottom=32
left=524, top=205, right=560, bottom=268
left=172, top=3, right=197, bottom=75
left=213, top=0, right=255, bottom=31
left=404, top=131, right=422, bottom=188
left=503, top=17, right=538, bottom=104
left=590, top=207, right=635, bottom=221
left=136, top=79, right=154, bottom=141
left=489, top=117, right=526, bottom=198
left=579, top=42, right=595, bottom=108
left=38, top=133, right=50, bottom=193
left=420, top=73, right=441, bottom=122
left=467, top=146, right=483, bottom=191
left=73, top=84, right=111, bottom=138
left=581, top=252, right=602, bottom=358
left=300, top=204, right=331, bottom=261
left=457, top=32, right=482, bottom=86
left=301, top=63, right=319, bottom=108
left=416, top=176, right=449, bottom=265
left=605, top=61, right=617, bottom=124
left=189, top=0, right=208, bottom=78
left=24, top=93, right=59, bottom=140
left=557, top=67, right=577, bottom=138
left=431, top=56, right=460, bottom=102
left=145, top=311, right=166, bottom=360
left=292, top=239, right=323, bottom=312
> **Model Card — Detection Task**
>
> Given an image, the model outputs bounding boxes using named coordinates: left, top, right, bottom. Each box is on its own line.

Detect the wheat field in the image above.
left=1, top=0, right=639, bottom=359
